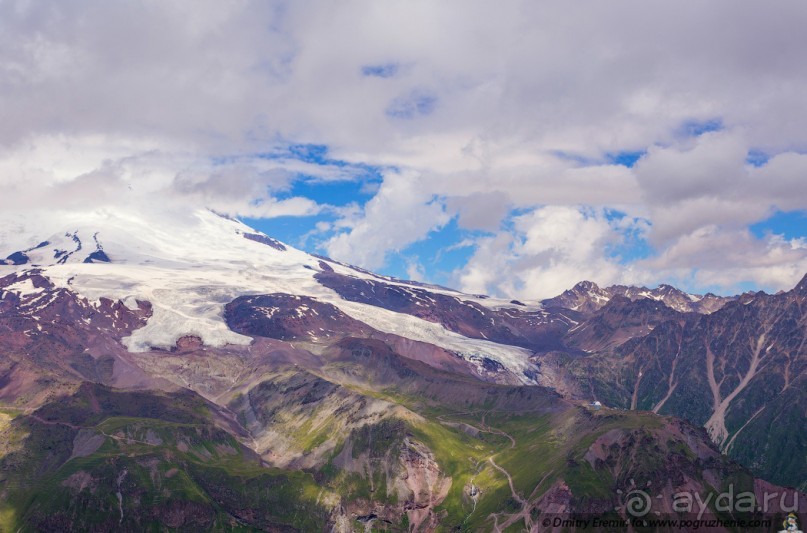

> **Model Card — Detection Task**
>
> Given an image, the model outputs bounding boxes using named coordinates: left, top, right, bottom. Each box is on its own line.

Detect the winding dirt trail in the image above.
left=481, top=411, right=516, bottom=449
left=438, top=410, right=547, bottom=532
left=488, top=457, right=524, bottom=505
left=28, top=414, right=166, bottom=447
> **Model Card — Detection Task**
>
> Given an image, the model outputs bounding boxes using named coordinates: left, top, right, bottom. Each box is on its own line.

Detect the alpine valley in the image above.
left=0, top=208, right=804, bottom=532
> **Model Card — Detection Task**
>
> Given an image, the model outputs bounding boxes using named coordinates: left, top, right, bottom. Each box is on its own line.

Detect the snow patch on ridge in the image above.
left=2, top=278, right=43, bottom=296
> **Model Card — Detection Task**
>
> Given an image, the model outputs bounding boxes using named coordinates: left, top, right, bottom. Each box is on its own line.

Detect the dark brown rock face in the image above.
left=224, top=293, right=372, bottom=341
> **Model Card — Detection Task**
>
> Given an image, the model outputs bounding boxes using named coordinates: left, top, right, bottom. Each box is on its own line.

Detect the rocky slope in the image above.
left=541, top=275, right=807, bottom=492
left=562, top=295, right=695, bottom=353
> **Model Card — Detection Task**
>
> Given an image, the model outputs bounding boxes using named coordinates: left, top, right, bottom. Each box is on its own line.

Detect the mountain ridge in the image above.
left=0, top=207, right=804, bottom=531
left=542, top=278, right=735, bottom=315
left=540, top=275, right=807, bottom=491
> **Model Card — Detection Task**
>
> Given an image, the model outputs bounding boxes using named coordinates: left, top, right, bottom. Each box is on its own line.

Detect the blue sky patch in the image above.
left=603, top=210, right=653, bottom=263
left=745, top=149, right=770, bottom=167
left=678, top=117, right=723, bottom=137
left=386, top=91, right=437, bottom=119
left=259, top=142, right=354, bottom=168
left=242, top=143, right=386, bottom=246
left=382, top=217, right=483, bottom=285
left=605, top=150, right=645, bottom=168
left=279, top=177, right=380, bottom=207
left=285, top=143, right=331, bottom=165
left=550, top=151, right=598, bottom=166
left=246, top=209, right=481, bottom=287
left=253, top=142, right=387, bottom=202
left=750, top=209, right=807, bottom=241
left=361, top=63, right=399, bottom=78
left=553, top=150, right=645, bottom=168
left=243, top=213, right=326, bottom=250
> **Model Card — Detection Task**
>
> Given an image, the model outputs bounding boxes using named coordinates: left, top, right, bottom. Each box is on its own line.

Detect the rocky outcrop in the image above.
left=242, top=232, right=287, bottom=251
left=225, top=293, right=372, bottom=342
left=331, top=421, right=451, bottom=531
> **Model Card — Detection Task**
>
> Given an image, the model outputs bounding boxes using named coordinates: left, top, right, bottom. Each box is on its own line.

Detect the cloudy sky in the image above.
left=2, top=0, right=807, bottom=299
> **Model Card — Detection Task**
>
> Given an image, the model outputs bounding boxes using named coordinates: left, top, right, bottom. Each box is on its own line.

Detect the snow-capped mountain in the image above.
left=1, top=208, right=548, bottom=383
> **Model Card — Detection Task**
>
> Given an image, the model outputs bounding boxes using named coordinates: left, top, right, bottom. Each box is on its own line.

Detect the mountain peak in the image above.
left=572, top=280, right=600, bottom=291
left=795, top=273, right=807, bottom=295
left=540, top=280, right=610, bottom=313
